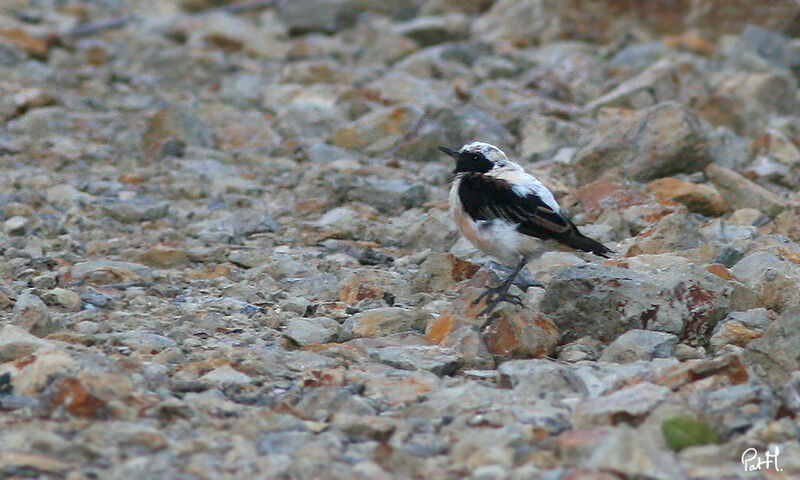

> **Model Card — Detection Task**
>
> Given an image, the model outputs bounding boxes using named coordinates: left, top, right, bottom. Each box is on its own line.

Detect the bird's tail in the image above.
left=568, top=231, right=615, bottom=258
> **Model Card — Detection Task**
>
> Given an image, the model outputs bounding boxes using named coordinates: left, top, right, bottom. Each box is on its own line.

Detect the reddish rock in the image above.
left=706, top=263, right=737, bottom=281
left=556, top=428, right=614, bottom=465
left=0, top=29, right=49, bottom=59
left=338, top=269, right=408, bottom=305
left=413, top=253, right=480, bottom=292
left=569, top=176, right=650, bottom=222
left=646, top=177, right=729, bottom=216
left=427, top=268, right=559, bottom=365
left=49, top=377, right=108, bottom=419
left=645, top=354, right=748, bottom=390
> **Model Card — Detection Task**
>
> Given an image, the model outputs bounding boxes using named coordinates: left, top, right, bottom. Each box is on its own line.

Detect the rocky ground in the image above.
left=2, top=0, right=800, bottom=478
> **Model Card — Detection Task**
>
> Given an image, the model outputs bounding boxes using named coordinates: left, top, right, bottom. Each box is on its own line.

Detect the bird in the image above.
left=439, top=141, right=613, bottom=317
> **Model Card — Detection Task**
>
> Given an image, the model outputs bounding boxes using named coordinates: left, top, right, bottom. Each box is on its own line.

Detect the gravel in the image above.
left=2, top=0, right=800, bottom=478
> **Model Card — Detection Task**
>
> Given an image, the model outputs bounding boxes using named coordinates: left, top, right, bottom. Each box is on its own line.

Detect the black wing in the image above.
left=458, top=173, right=613, bottom=257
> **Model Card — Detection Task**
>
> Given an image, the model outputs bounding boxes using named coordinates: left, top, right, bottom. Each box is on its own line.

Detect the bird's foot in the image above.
left=473, top=285, right=524, bottom=317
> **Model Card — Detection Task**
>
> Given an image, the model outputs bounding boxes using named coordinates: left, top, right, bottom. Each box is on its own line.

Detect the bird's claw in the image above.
left=473, top=287, right=524, bottom=317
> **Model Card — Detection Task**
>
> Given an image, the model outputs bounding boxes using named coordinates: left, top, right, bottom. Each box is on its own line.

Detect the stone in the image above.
left=573, top=382, right=671, bottom=427
left=201, top=365, right=253, bottom=386
left=574, top=102, right=710, bottom=183
left=743, top=304, right=800, bottom=390
left=393, top=14, right=470, bottom=46
left=728, top=208, right=764, bottom=225
left=568, top=176, right=652, bottom=223
left=137, top=246, right=190, bottom=267
left=283, top=317, right=339, bottom=345
left=412, top=253, right=480, bottom=293
left=0, top=453, right=69, bottom=476
left=600, top=329, right=679, bottom=363
left=40, top=288, right=82, bottom=312
left=340, top=307, right=427, bottom=339
left=338, top=269, right=410, bottom=306
left=332, top=104, right=425, bottom=154
left=717, top=71, right=798, bottom=119
left=540, top=263, right=758, bottom=344
left=585, top=425, right=687, bottom=480
left=705, top=163, right=788, bottom=217
left=188, top=209, right=278, bottom=243
left=626, top=210, right=702, bottom=256
left=497, top=359, right=582, bottom=398
left=47, top=377, right=108, bottom=419
left=368, top=345, right=461, bottom=375
left=101, top=198, right=169, bottom=224
left=729, top=248, right=800, bottom=310
left=584, top=56, right=709, bottom=112
left=4, top=215, right=29, bottom=235
left=11, top=292, right=61, bottom=337
left=426, top=267, right=559, bottom=364
left=331, top=412, right=397, bottom=440
left=113, top=331, right=178, bottom=353
left=275, top=0, right=360, bottom=35
left=141, top=104, right=211, bottom=161
left=71, top=260, right=153, bottom=285
left=518, top=113, right=583, bottom=162
left=708, top=308, right=773, bottom=352
left=346, top=178, right=428, bottom=214
left=0, top=324, right=51, bottom=362
left=646, top=177, right=729, bottom=216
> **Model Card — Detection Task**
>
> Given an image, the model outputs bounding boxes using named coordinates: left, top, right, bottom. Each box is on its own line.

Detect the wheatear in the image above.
left=439, top=141, right=613, bottom=317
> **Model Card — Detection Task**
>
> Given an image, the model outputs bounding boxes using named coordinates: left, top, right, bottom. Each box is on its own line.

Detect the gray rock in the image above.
left=113, top=331, right=178, bottom=353
left=11, top=292, right=61, bottom=337
left=574, top=102, right=710, bottom=183
left=709, top=308, right=773, bottom=352
left=0, top=324, right=52, bottom=362
left=393, top=14, right=470, bottom=46
left=557, top=336, right=604, bottom=362
left=729, top=245, right=800, bottom=310
left=4, top=215, right=29, bottom=235
left=540, top=263, right=758, bottom=344
left=600, top=329, right=679, bottom=363
left=585, top=56, right=709, bottom=112
left=743, top=304, right=800, bottom=390
left=188, top=209, right=278, bottom=243
left=585, top=425, right=688, bottom=480
left=71, top=260, right=153, bottom=284
left=497, top=359, right=583, bottom=398
left=201, top=365, right=253, bottom=386
left=40, top=288, right=82, bottom=312
left=368, top=345, right=461, bottom=375
left=346, top=178, right=427, bottom=214
left=332, top=104, right=425, bottom=154
left=101, top=197, right=169, bottom=224
left=705, top=163, right=788, bottom=218
left=573, top=382, right=671, bottom=427
left=283, top=317, right=338, bottom=345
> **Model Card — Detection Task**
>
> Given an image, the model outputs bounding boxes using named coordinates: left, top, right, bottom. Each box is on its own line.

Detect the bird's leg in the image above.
left=474, top=257, right=529, bottom=317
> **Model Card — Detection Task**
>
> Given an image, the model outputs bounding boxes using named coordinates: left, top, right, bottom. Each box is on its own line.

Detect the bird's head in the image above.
left=438, top=141, right=509, bottom=174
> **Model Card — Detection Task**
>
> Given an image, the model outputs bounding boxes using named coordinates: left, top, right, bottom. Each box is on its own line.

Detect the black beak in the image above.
left=438, top=146, right=459, bottom=159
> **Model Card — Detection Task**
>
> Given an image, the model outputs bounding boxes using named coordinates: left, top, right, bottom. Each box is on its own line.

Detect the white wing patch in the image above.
left=490, top=169, right=561, bottom=212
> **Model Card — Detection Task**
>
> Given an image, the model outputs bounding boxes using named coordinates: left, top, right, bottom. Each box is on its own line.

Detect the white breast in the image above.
left=449, top=176, right=543, bottom=265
